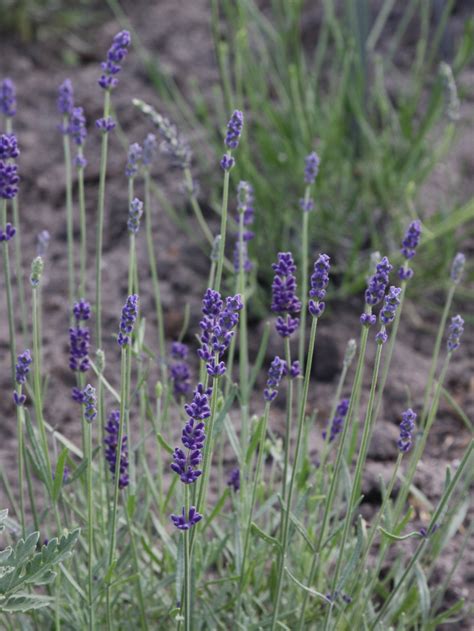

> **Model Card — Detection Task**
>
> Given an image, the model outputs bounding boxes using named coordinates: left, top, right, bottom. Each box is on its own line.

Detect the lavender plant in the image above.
left=0, top=31, right=472, bottom=631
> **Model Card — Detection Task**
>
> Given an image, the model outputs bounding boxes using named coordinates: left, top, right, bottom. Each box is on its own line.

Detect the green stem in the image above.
left=32, top=286, right=51, bottom=470
left=124, top=503, right=149, bottom=630
left=1, top=199, right=17, bottom=382
left=16, top=398, right=26, bottom=537
left=324, top=339, right=384, bottom=630
left=144, top=171, right=167, bottom=385
left=214, top=166, right=231, bottom=293
left=282, top=336, right=293, bottom=501
left=184, top=485, right=192, bottom=631
left=77, top=150, right=87, bottom=299
left=84, top=418, right=95, bottom=630
left=271, top=316, right=319, bottom=630
left=184, top=167, right=214, bottom=246
left=237, top=211, right=249, bottom=451
left=196, top=373, right=220, bottom=516
left=298, top=191, right=311, bottom=379
left=63, top=117, right=75, bottom=307
left=95, top=91, right=111, bottom=349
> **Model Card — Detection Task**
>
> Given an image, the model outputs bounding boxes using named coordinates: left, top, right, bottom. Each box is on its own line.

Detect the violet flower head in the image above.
left=224, top=110, right=244, bottom=149
left=323, top=398, right=349, bottom=443
left=365, top=256, right=392, bottom=306
left=15, top=350, right=32, bottom=385
left=69, top=300, right=91, bottom=373
left=0, top=134, right=20, bottom=160
left=98, top=30, right=131, bottom=90
left=264, top=356, right=285, bottom=402
left=125, top=142, right=142, bottom=178
left=171, top=383, right=211, bottom=484
left=118, top=294, right=139, bottom=347
left=127, top=197, right=143, bottom=234
left=399, top=220, right=421, bottom=280
left=95, top=117, right=116, bottom=134
left=304, top=151, right=320, bottom=185
left=104, top=410, right=129, bottom=489
left=78, top=384, right=97, bottom=423
left=271, top=252, right=301, bottom=337
left=170, top=341, right=191, bottom=399
left=450, top=253, right=465, bottom=284
left=198, top=290, right=243, bottom=377
left=0, top=134, right=20, bottom=201
left=309, top=253, right=330, bottom=318
left=0, top=223, right=16, bottom=242
left=142, top=133, right=158, bottom=167
left=227, top=468, right=240, bottom=492
left=69, top=107, right=87, bottom=147
left=379, top=286, right=401, bottom=326
left=397, top=408, right=416, bottom=453
left=171, top=506, right=202, bottom=531
left=0, top=79, right=16, bottom=117
left=57, top=79, right=74, bottom=116
left=447, top=315, right=464, bottom=352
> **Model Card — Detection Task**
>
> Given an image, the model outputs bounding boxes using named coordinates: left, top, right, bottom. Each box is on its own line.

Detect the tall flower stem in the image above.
left=16, top=395, right=26, bottom=537
left=324, top=340, right=384, bottom=630
left=271, top=316, right=319, bottom=630
left=298, top=188, right=311, bottom=382
left=214, top=166, right=231, bottom=293
left=95, top=90, right=111, bottom=349
left=144, top=170, right=167, bottom=385
left=196, top=374, right=220, bottom=516
left=1, top=198, right=17, bottom=380
left=237, top=211, right=249, bottom=449
left=77, top=148, right=87, bottom=299
left=183, top=484, right=192, bottom=631
left=63, top=116, right=75, bottom=308
left=282, top=335, right=294, bottom=501
left=83, top=406, right=95, bottom=630
left=184, top=167, right=214, bottom=246
left=6, top=117, right=27, bottom=338
left=420, top=284, right=455, bottom=426
left=370, top=438, right=473, bottom=630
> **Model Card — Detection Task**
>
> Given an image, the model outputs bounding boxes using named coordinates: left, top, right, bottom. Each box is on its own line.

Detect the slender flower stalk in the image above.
left=13, top=349, right=32, bottom=537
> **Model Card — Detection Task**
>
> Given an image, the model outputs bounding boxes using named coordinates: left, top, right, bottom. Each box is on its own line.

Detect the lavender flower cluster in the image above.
left=309, top=254, right=330, bottom=318
left=221, top=110, right=243, bottom=171
left=104, top=410, right=129, bottom=489
left=118, top=294, right=139, bottom=347
left=398, top=408, right=416, bottom=452
left=98, top=30, right=131, bottom=91
left=69, top=300, right=91, bottom=374
left=323, top=399, right=349, bottom=443
left=399, top=220, right=421, bottom=280
left=300, top=151, right=320, bottom=212
left=198, top=290, right=243, bottom=377
left=447, top=315, right=464, bottom=352
left=271, top=252, right=301, bottom=337
left=0, top=78, right=16, bottom=117
left=13, top=350, right=32, bottom=407
left=0, top=133, right=20, bottom=202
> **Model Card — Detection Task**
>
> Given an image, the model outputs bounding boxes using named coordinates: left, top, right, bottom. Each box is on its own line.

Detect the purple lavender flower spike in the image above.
left=79, top=384, right=97, bottom=423
left=118, top=294, right=139, bottom=347
left=220, top=154, right=235, bottom=171
left=13, top=391, right=26, bottom=407
left=224, top=110, right=244, bottom=149
left=170, top=341, right=191, bottom=398
left=0, top=223, right=16, bottom=242
left=299, top=197, right=315, bottom=213
left=0, top=134, right=20, bottom=201
left=104, top=410, right=129, bottom=488
left=364, top=256, right=392, bottom=307
left=379, top=286, right=401, bottom=326
left=198, top=289, right=243, bottom=377
left=15, top=350, right=32, bottom=385
left=309, top=253, right=330, bottom=318
left=125, top=143, right=143, bottom=178
left=323, top=398, right=349, bottom=443
left=397, top=408, right=416, bottom=452
left=98, top=30, right=131, bottom=91
left=227, top=468, right=240, bottom=492
left=399, top=220, right=421, bottom=280
left=360, top=313, right=376, bottom=327
left=0, top=134, right=19, bottom=160
left=304, top=151, right=320, bottom=185
left=447, top=315, right=464, bottom=352
left=69, top=107, right=87, bottom=147
left=142, top=133, right=158, bottom=167
left=171, top=506, right=202, bottom=531
left=0, top=79, right=16, bottom=117
left=127, top=197, right=143, bottom=234
left=171, top=383, right=211, bottom=484
left=57, top=79, right=74, bottom=116
left=69, top=301, right=91, bottom=373
left=95, top=117, right=116, bottom=133
left=264, top=356, right=285, bottom=402
left=271, top=252, right=301, bottom=337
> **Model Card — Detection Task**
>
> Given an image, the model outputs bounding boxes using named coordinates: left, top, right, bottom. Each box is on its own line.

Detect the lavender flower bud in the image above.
left=80, top=384, right=97, bottom=423
left=73, top=299, right=91, bottom=322
left=170, top=506, right=202, bottom=530
left=397, top=408, right=416, bottom=452
left=0, top=78, right=16, bottom=117
left=69, top=301, right=91, bottom=373
left=364, top=256, right=392, bottom=307
left=0, top=133, right=20, bottom=200
left=37, top=230, right=50, bottom=256
left=304, top=151, right=320, bottom=184
left=220, top=154, right=235, bottom=171
left=127, top=197, right=143, bottom=234
left=118, top=294, right=139, bottom=347
left=104, top=410, right=129, bottom=488
left=0, top=134, right=20, bottom=160
left=450, top=253, right=465, bottom=284
left=57, top=79, right=74, bottom=116
left=142, top=133, right=158, bottom=167
left=399, top=220, right=421, bottom=279
left=344, top=339, right=357, bottom=367
left=264, top=356, right=285, bottom=402
left=299, top=197, right=314, bottom=213
left=447, top=315, right=464, bottom=352
left=227, top=468, right=240, bottom=492
left=95, top=117, right=116, bottom=133
left=69, top=106, right=87, bottom=146
left=308, top=253, right=330, bottom=318
left=323, top=398, right=349, bottom=442
left=15, top=350, right=32, bottom=385
left=379, top=286, right=401, bottom=326
left=30, top=256, right=44, bottom=287
left=125, top=143, right=143, bottom=178
left=224, top=110, right=244, bottom=149
left=98, top=30, right=131, bottom=91
left=271, top=252, right=301, bottom=337
left=133, top=99, right=192, bottom=169
left=0, top=223, right=16, bottom=242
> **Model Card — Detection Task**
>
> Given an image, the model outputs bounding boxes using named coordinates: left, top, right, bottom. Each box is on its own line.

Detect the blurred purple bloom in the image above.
left=69, top=106, right=87, bottom=146
left=171, top=506, right=202, bottom=530
left=0, top=79, right=16, bottom=117
left=323, top=398, right=349, bottom=442
left=95, top=117, right=116, bottom=133
left=118, top=294, right=139, bottom=347
left=104, top=410, right=129, bottom=488
left=227, top=468, right=240, bottom=492
left=76, top=384, right=97, bottom=423
left=304, top=151, right=320, bottom=185
left=264, top=356, right=285, bottom=402
left=0, top=223, right=16, bottom=242
left=37, top=230, right=50, bottom=256
left=399, top=220, right=421, bottom=280
left=171, top=342, right=189, bottom=360
left=271, top=252, right=301, bottom=337
left=15, top=350, right=32, bottom=385
left=98, top=30, right=131, bottom=91
left=57, top=79, right=74, bottom=116
left=379, top=286, right=401, bottom=326
left=0, top=134, right=19, bottom=160
left=309, top=253, right=330, bottom=318
left=69, top=301, right=91, bottom=373
left=364, top=256, right=392, bottom=308
left=125, top=142, right=142, bottom=178
left=142, top=133, right=158, bottom=167
left=224, top=110, right=244, bottom=149
left=220, top=154, right=235, bottom=171
left=73, top=299, right=91, bottom=322
left=397, top=408, right=416, bottom=453
left=447, top=315, right=464, bottom=352
left=127, top=197, right=143, bottom=234
left=170, top=342, right=191, bottom=398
